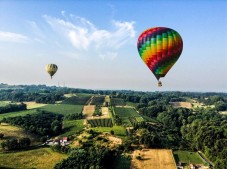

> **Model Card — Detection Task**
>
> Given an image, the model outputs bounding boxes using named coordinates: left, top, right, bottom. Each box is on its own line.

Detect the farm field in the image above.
left=126, top=101, right=138, bottom=108
left=110, top=98, right=125, bottom=106
left=131, top=149, right=177, bottom=169
left=61, top=95, right=91, bottom=105
left=0, top=147, right=67, bottom=169
left=40, top=104, right=84, bottom=116
left=0, top=123, right=40, bottom=148
left=114, top=107, right=140, bottom=118
left=173, top=150, right=206, bottom=165
left=24, top=101, right=46, bottom=109
left=93, top=126, right=126, bottom=137
left=169, top=102, right=192, bottom=109
left=0, top=101, right=11, bottom=107
left=83, top=105, right=96, bottom=117
left=0, top=109, right=37, bottom=121
left=90, top=96, right=105, bottom=105
left=105, top=95, right=110, bottom=103
left=87, top=118, right=113, bottom=127
left=114, top=107, right=143, bottom=126
left=61, top=119, right=84, bottom=136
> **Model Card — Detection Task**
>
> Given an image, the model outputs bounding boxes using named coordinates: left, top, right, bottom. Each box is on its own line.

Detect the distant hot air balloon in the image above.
left=45, top=64, right=58, bottom=79
left=137, top=27, right=183, bottom=87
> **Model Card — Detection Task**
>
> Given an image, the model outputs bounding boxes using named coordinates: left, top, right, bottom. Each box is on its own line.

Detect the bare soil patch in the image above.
left=170, top=102, right=192, bottom=109
left=131, top=149, right=177, bottom=169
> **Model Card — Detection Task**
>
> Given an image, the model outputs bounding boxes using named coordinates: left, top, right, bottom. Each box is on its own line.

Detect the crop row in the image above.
left=87, top=118, right=113, bottom=127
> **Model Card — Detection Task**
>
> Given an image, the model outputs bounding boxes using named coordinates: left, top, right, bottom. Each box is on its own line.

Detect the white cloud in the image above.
left=42, top=13, right=136, bottom=59
left=0, top=31, right=28, bottom=42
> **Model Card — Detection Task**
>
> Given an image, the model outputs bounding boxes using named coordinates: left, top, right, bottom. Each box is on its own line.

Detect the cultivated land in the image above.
left=173, top=150, right=205, bottom=165
left=24, top=101, right=46, bottom=109
left=83, top=105, right=96, bottom=118
left=131, top=149, right=177, bottom=169
left=114, top=107, right=144, bottom=126
left=0, top=109, right=37, bottom=121
left=61, top=95, right=91, bottom=105
left=169, top=102, right=192, bottom=109
left=90, top=96, right=105, bottom=105
left=61, top=119, right=84, bottom=136
left=0, top=123, right=40, bottom=148
left=0, top=101, right=11, bottom=107
left=93, top=126, right=126, bottom=137
left=0, top=147, right=67, bottom=169
left=40, top=104, right=84, bottom=116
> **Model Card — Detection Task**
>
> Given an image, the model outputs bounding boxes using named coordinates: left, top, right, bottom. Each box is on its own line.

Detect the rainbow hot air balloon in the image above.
left=45, top=64, right=58, bottom=79
left=137, top=27, right=183, bottom=87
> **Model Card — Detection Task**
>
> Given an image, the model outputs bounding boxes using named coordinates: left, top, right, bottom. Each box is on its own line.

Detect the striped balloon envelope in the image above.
left=137, top=27, right=183, bottom=86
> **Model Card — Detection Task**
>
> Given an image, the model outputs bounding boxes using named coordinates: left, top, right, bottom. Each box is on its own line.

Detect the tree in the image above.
left=0, top=133, right=4, bottom=139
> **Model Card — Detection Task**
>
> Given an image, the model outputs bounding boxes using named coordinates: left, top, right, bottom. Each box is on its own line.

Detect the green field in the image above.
left=90, top=96, right=105, bottom=105
left=0, top=104, right=84, bottom=121
left=61, top=119, right=84, bottom=136
left=110, top=98, right=125, bottom=106
left=61, top=95, right=91, bottom=105
left=93, top=126, right=126, bottom=137
left=0, top=101, right=11, bottom=107
left=173, top=151, right=205, bottom=165
left=87, top=118, right=113, bottom=127
left=0, top=147, right=67, bottom=169
left=126, top=101, right=138, bottom=108
left=114, top=107, right=143, bottom=126
left=0, top=109, right=37, bottom=121
left=114, top=107, right=140, bottom=118
left=40, top=104, right=83, bottom=116
left=0, top=123, right=40, bottom=149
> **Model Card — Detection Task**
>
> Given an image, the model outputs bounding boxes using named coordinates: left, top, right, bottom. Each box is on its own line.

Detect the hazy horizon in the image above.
left=0, top=0, right=227, bottom=92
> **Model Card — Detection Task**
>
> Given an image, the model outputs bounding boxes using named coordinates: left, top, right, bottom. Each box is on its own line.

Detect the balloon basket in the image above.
left=158, top=81, right=162, bottom=87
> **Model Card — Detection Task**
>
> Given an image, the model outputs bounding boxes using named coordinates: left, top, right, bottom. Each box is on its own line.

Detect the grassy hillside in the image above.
left=114, top=107, right=143, bottom=126
left=0, top=147, right=67, bottom=169
left=40, top=104, right=83, bottom=115
left=0, top=109, right=37, bottom=121
left=0, top=101, right=11, bottom=107
left=173, top=151, right=206, bottom=165
left=61, top=96, right=91, bottom=105
left=110, top=98, right=125, bottom=106
left=93, top=126, right=126, bottom=137
left=61, top=119, right=84, bottom=136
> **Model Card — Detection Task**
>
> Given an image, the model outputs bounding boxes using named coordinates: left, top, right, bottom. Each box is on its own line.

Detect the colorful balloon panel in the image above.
left=137, top=27, right=183, bottom=80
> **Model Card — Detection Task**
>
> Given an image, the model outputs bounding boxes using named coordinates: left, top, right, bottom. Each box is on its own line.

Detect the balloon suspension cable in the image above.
left=51, top=76, right=52, bottom=79
left=158, top=81, right=162, bottom=87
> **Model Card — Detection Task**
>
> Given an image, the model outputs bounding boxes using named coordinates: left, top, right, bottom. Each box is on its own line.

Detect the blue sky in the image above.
left=0, top=0, right=226, bottom=92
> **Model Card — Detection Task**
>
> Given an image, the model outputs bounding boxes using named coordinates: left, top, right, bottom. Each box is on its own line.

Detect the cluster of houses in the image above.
left=45, top=137, right=70, bottom=146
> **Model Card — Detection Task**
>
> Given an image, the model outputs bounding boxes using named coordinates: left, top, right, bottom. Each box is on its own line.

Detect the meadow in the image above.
left=114, top=107, right=143, bottom=126
left=61, top=119, right=84, bottom=136
left=173, top=150, right=205, bottom=165
left=0, top=101, right=11, bottom=107
left=110, top=98, right=125, bottom=106
left=132, top=149, right=177, bottom=169
left=0, top=147, right=67, bottom=169
left=40, top=104, right=84, bottom=115
left=0, top=109, right=37, bottom=121
left=92, top=126, right=126, bottom=137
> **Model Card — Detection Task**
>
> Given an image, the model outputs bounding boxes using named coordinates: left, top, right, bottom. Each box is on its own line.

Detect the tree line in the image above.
left=0, top=103, right=27, bottom=114
left=2, top=111, right=63, bottom=139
